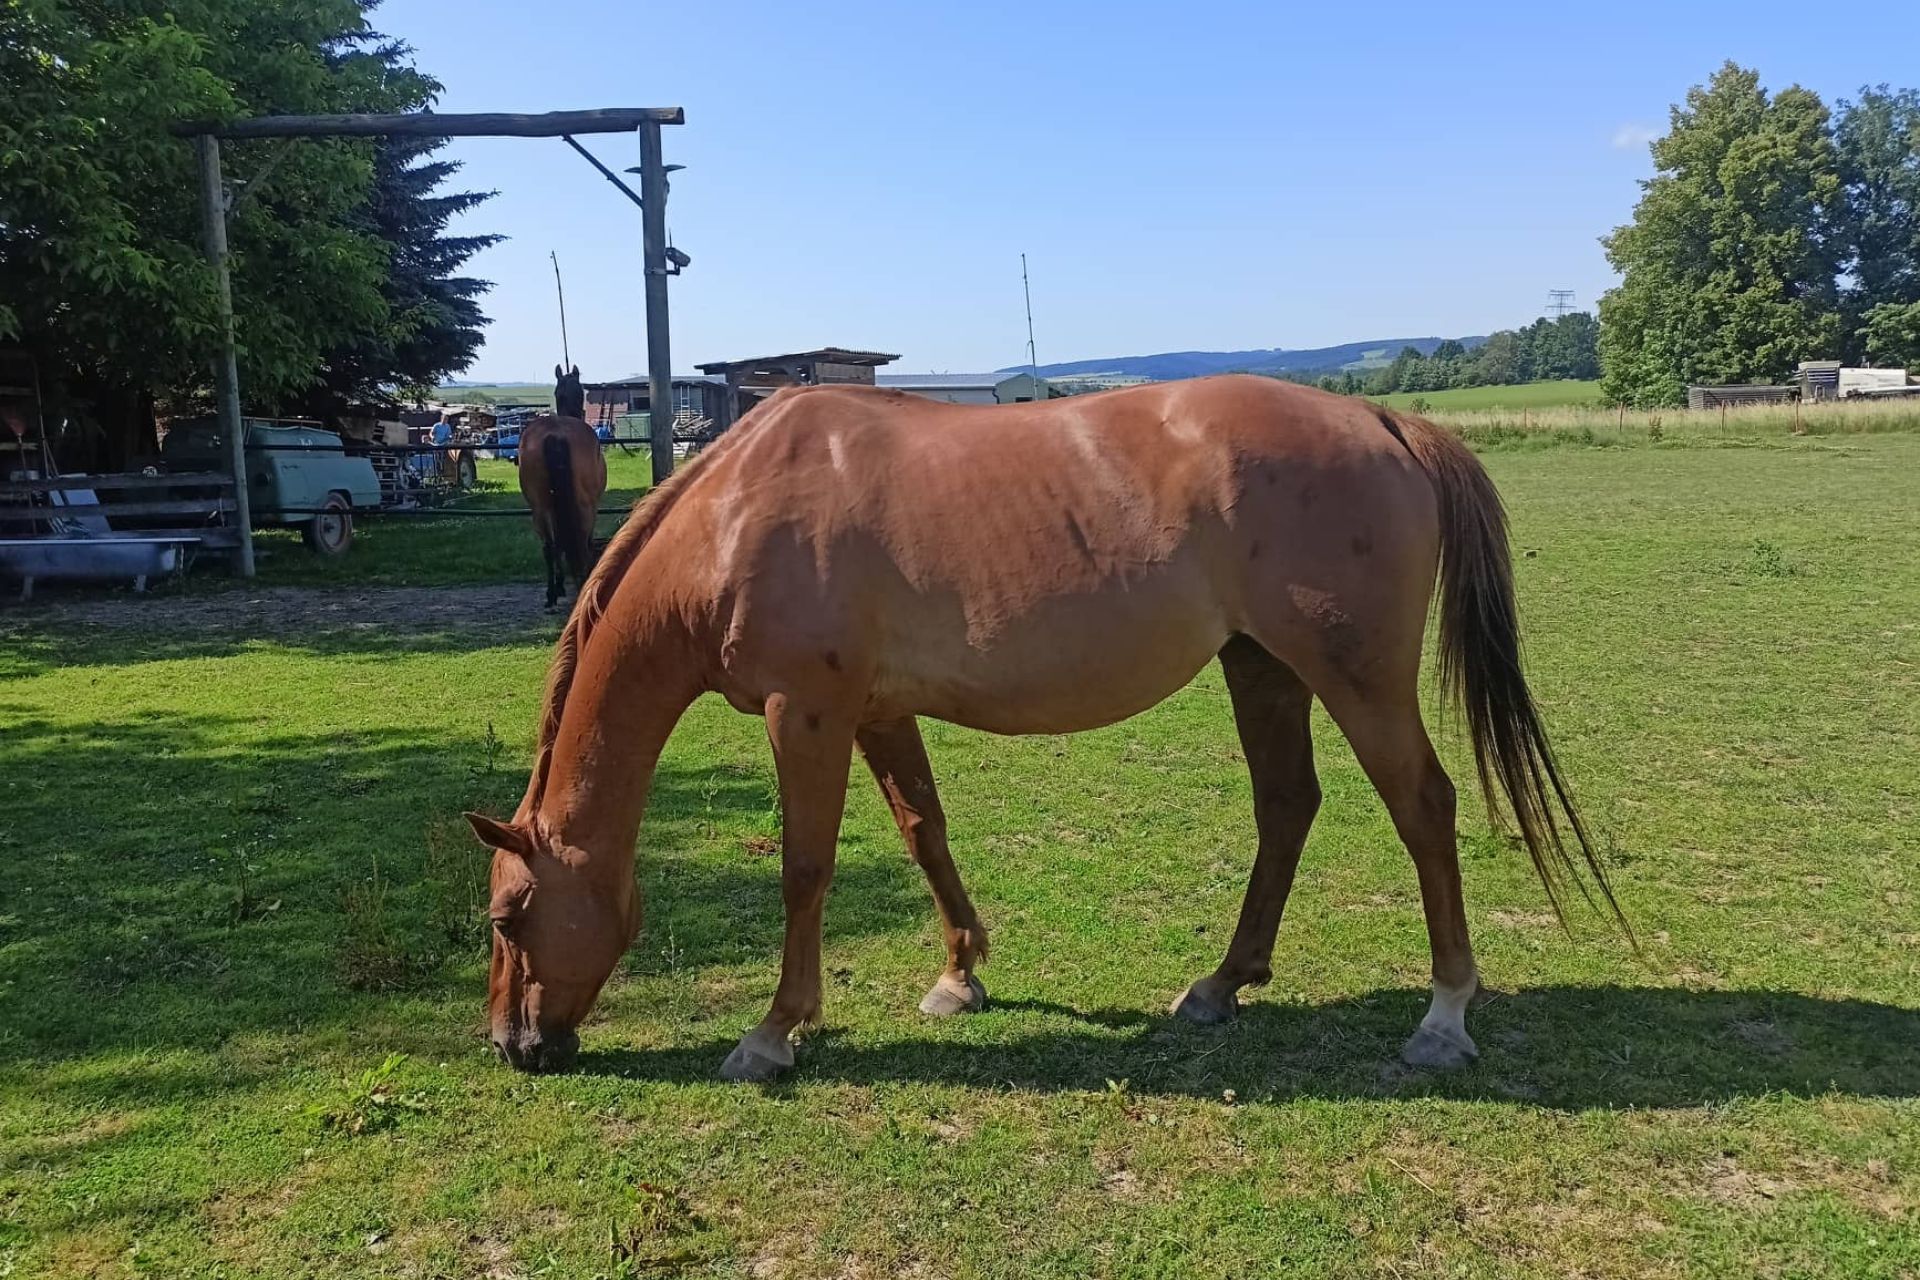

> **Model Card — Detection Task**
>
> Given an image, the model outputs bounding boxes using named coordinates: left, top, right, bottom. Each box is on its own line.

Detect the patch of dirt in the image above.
left=2, top=583, right=556, bottom=645
left=1488, top=909, right=1559, bottom=929
left=1702, top=1155, right=1798, bottom=1207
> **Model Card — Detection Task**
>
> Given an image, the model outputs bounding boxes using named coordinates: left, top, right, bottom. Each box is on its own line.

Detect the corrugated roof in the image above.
left=877, top=373, right=1024, bottom=389
left=696, top=348, right=899, bottom=373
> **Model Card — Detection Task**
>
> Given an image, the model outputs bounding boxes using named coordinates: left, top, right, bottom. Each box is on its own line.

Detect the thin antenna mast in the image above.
left=1022, top=253, right=1039, bottom=389
left=1546, top=289, right=1576, bottom=318
left=551, top=251, right=572, bottom=368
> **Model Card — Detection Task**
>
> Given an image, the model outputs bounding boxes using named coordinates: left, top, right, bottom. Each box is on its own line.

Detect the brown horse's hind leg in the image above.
left=1316, top=684, right=1481, bottom=1068
left=1172, top=636, right=1320, bottom=1024
left=857, top=717, right=989, bottom=1017
left=721, top=693, right=856, bottom=1083
left=541, top=536, right=563, bottom=610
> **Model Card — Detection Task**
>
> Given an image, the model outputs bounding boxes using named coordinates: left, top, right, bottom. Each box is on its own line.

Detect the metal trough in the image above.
left=0, top=536, right=188, bottom=600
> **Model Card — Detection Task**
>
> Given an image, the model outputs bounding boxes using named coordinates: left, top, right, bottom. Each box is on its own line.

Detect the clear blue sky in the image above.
left=372, top=0, right=1916, bottom=381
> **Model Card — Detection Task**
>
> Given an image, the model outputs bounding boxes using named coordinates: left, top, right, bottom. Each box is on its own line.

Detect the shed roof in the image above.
left=696, top=348, right=899, bottom=374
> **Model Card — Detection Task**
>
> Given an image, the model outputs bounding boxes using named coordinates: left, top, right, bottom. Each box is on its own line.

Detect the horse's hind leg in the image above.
left=1173, top=636, right=1320, bottom=1024
left=1314, top=681, right=1480, bottom=1068
left=857, top=717, right=989, bottom=1016
left=541, top=537, right=563, bottom=610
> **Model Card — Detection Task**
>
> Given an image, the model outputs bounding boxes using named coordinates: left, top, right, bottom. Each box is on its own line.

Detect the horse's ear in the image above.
left=465, top=812, right=535, bottom=859
left=554, top=364, right=564, bottom=381
left=570, top=364, right=579, bottom=379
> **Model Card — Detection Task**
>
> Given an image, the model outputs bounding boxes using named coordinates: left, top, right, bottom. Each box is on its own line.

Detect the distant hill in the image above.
left=1005, top=336, right=1486, bottom=382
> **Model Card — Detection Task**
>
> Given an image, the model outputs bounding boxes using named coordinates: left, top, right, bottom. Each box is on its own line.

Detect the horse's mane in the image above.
left=518, top=445, right=718, bottom=815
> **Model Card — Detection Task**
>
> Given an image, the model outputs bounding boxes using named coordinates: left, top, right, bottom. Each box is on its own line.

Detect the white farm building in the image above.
left=876, top=372, right=1058, bottom=405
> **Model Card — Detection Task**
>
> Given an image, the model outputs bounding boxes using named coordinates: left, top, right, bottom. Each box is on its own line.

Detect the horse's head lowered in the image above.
left=554, top=364, right=585, bottom=419
left=466, top=811, right=638, bottom=1072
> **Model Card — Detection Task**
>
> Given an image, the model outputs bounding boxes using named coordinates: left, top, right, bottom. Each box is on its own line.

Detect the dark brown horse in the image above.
left=517, top=394, right=606, bottom=609
left=468, top=376, right=1622, bottom=1078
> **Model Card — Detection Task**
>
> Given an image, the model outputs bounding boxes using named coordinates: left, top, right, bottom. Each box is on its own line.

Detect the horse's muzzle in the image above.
left=493, top=1026, right=579, bottom=1073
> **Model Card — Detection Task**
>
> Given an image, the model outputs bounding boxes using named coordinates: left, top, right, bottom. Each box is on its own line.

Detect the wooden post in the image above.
left=195, top=134, right=255, bottom=577
left=637, top=121, right=675, bottom=483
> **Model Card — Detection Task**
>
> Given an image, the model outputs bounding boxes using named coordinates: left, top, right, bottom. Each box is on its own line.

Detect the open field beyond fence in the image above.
left=2, top=433, right=1917, bottom=1277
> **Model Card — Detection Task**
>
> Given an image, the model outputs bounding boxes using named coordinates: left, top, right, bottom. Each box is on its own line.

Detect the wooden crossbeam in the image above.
left=174, top=108, right=684, bottom=140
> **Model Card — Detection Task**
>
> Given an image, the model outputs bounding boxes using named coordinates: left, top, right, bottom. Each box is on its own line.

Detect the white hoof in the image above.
left=918, top=973, right=987, bottom=1017
left=719, top=1030, right=795, bottom=1083
left=1401, top=1024, right=1478, bottom=1070
left=1170, top=979, right=1238, bottom=1025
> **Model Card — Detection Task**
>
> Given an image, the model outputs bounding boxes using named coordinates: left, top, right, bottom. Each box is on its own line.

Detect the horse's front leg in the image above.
left=721, top=693, right=855, bottom=1082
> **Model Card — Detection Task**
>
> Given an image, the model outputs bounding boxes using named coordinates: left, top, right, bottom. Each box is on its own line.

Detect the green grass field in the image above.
left=434, top=383, right=554, bottom=408
left=3, top=434, right=1918, bottom=1277
left=1370, top=379, right=1604, bottom=412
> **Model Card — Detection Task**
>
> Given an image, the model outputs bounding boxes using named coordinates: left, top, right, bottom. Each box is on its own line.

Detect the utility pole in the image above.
left=1022, top=254, right=1040, bottom=394
left=637, top=121, right=674, bottom=483
left=1547, top=289, right=1576, bottom=318
left=194, top=134, right=255, bottom=577
left=551, top=251, right=571, bottom=370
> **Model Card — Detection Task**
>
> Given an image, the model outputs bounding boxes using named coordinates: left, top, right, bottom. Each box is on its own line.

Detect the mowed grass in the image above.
left=3, top=436, right=1919, bottom=1277
left=1370, top=379, right=1604, bottom=412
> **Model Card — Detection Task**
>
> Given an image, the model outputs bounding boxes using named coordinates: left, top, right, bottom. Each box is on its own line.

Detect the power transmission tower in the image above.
left=1546, top=289, right=1576, bottom=318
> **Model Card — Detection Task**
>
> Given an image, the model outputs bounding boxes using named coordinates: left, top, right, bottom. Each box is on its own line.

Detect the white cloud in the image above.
left=1611, top=123, right=1659, bottom=151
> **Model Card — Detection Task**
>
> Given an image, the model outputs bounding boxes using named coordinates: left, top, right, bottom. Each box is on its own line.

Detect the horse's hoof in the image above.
left=719, top=1033, right=794, bottom=1083
left=1401, top=1025, right=1478, bottom=1070
left=918, top=973, right=987, bottom=1017
left=1171, top=980, right=1238, bottom=1025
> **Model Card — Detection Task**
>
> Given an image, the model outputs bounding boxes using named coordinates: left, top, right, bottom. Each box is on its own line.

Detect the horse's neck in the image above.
left=530, top=609, right=706, bottom=874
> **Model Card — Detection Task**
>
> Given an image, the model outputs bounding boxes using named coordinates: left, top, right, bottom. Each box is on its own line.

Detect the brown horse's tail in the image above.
left=542, top=433, right=592, bottom=580
left=1395, top=413, right=1629, bottom=936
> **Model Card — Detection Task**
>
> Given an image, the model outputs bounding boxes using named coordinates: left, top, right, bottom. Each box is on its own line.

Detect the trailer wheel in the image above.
left=456, top=452, right=478, bottom=490
left=303, top=492, right=354, bottom=556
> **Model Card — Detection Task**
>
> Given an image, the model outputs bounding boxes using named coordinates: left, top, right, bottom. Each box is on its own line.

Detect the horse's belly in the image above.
left=871, top=577, right=1231, bottom=735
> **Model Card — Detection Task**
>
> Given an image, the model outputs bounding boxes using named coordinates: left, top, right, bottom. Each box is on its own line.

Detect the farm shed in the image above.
left=695, top=348, right=899, bottom=395
left=876, top=372, right=1058, bottom=404
left=582, top=373, right=737, bottom=438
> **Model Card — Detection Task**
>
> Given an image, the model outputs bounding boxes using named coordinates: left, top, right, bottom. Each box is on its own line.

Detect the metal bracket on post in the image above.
left=194, top=134, right=256, bottom=577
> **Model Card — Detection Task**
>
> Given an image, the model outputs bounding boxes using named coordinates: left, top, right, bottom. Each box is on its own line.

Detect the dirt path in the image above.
left=1, top=583, right=559, bottom=645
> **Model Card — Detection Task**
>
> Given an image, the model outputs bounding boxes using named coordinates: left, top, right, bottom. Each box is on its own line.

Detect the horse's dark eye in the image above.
left=489, top=889, right=531, bottom=936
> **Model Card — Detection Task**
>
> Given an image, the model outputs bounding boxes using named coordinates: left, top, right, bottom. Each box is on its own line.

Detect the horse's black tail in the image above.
left=542, top=433, right=591, bottom=580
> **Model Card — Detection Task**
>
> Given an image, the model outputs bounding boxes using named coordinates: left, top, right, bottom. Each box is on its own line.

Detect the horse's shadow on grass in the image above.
left=577, top=984, right=1920, bottom=1110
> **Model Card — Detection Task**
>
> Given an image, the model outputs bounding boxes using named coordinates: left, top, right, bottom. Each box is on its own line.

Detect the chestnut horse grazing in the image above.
left=518, top=405, right=607, bottom=610
left=467, top=376, right=1621, bottom=1079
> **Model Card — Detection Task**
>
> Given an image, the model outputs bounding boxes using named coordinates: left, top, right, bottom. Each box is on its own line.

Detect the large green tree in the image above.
left=0, top=0, right=494, bottom=464
left=1599, top=63, right=1845, bottom=406
left=314, top=36, right=502, bottom=409
left=1835, top=86, right=1920, bottom=367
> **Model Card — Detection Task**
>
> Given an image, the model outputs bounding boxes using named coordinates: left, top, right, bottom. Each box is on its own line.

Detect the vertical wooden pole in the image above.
left=195, top=134, right=255, bottom=576
left=637, top=121, right=674, bottom=484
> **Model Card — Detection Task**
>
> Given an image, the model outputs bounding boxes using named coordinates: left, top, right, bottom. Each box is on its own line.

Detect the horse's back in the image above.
left=643, top=378, right=1441, bottom=731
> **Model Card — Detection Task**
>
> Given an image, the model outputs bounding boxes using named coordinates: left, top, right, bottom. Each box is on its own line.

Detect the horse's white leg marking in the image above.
left=1401, top=969, right=1480, bottom=1068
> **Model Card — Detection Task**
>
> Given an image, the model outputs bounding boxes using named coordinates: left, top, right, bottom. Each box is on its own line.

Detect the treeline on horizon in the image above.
left=1263, top=312, right=1600, bottom=398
